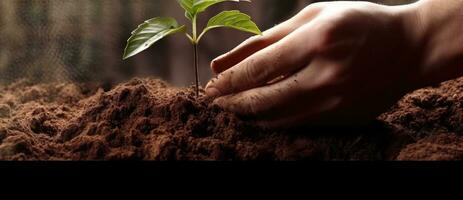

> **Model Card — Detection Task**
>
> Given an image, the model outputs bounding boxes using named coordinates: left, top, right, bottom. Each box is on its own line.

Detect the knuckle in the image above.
left=241, top=58, right=266, bottom=86
left=310, top=21, right=338, bottom=53
left=301, top=2, right=325, bottom=15
left=217, top=71, right=234, bottom=93
left=320, top=22, right=337, bottom=44
left=241, top=92, right=267, bottom=115
left=242, top=62, right=257, bottom=86
left=246, top=35, right=267, bottom=47
left=254, top=45, right=286, bottom=80
left=317, top=64, right=344, bottom=88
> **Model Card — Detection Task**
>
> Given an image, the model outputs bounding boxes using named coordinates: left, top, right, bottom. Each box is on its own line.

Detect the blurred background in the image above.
left=0, top=0, right=415, bottom=87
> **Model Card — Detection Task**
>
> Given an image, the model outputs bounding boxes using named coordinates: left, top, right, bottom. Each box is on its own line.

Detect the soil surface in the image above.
left=1, top=77, right=463, bottom=160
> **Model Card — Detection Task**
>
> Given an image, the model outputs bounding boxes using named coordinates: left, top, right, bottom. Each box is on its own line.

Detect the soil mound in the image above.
left=1, top=77, right=463, bottom=160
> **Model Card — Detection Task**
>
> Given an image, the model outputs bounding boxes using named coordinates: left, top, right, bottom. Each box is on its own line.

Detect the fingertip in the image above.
left=210, top=57, right=223, bottom=74
left=213, top=51, right=236, bottom=73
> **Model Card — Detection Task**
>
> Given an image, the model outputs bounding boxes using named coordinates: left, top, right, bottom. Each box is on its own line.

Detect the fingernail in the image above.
left=205, top=86, right=221, bottom=97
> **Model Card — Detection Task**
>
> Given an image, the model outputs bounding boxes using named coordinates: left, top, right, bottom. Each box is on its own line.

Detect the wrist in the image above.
left=403, top=0, right=463, bottom=87
left=386, top=0, right=432, bottom=89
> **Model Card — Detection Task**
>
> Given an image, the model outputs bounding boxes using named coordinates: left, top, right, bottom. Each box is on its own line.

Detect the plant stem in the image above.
left=192, top=15, right=198, bottom=41
left=193, top=43, right=199, bottom=97
left=191, top=15, right=199, bottom=97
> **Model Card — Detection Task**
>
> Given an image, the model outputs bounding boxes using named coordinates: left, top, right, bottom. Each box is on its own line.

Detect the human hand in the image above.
left=204, top=1, right=427, bottom=128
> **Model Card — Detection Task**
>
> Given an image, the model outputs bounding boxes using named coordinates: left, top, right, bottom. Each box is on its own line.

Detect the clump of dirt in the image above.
left=1, top=77, right=463, bottom=160
left=380, top=78, right=463, bottom=138
left=379, top=77, right=463, bottom=160
left=397, top=133, right=463, bottom=160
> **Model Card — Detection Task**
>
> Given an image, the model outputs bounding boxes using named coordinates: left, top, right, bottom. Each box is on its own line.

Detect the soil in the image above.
left=0, top=76, right=463, bottom=161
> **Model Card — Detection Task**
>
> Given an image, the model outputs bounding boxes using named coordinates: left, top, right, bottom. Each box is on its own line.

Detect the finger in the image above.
left=213, top=60, right=337, bottom=116
left=213, top=78, right=301, bottom=117
left=211, top=5, right=323, bottom=74
left=205, top=20, right=326, bottom=98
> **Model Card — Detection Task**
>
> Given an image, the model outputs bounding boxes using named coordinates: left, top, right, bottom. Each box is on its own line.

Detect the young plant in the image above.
left=123, top=0, right=262, bottom=97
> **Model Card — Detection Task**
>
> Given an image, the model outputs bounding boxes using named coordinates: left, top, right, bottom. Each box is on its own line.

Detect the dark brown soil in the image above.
left=1, top=77, right=463, bottom=161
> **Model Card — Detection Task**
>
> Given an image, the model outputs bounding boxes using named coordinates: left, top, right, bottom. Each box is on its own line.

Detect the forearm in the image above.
left=410, top=0, right=463, bottom=86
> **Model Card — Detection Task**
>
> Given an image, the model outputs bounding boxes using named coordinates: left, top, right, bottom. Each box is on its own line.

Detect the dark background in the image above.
left=0, top=0, right=415, bottom=87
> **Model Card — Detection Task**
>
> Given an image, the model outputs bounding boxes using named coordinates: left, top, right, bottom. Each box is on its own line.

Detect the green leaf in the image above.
left=123, top=17, right=185, bottom=60
left=198, top=10, right=261, bottom=42
left=176, top=0, right=250, bottom=20
left=194, top=0, right=250, bottom=14
left=177, top=0, right=195, bottom=20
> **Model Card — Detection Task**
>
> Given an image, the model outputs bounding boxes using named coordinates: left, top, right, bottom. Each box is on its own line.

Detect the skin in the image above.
left=204, top=0, right=463, bottom=128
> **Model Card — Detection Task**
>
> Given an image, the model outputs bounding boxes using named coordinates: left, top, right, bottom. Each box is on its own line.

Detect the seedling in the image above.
left=123, top=0, right=262, bottom=97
